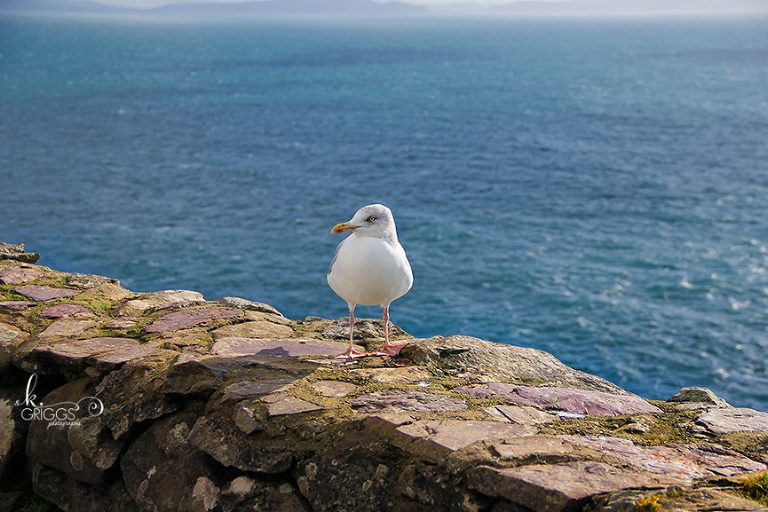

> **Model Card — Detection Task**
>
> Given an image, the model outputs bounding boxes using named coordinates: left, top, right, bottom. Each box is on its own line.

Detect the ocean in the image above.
left=1, top=13, right=767, bottom=410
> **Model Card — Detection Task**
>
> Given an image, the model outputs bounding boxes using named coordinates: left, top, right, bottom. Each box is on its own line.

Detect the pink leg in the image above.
left=383, top=306, right=389, bottom=345
left=379, top=305, right=409, bottom=356
left=335, top=306, right=365, bottom=359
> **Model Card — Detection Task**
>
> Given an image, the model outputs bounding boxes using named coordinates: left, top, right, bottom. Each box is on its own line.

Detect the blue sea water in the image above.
left=2, top=13, right=768, bottom=410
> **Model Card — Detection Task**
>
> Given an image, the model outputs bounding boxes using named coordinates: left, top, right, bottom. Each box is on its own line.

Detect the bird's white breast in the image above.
left=327, top=234, right=413, bottom=307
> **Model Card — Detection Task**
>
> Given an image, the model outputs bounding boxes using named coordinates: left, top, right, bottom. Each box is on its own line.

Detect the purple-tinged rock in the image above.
left=212, top=319, right=294, bottom=340
left=211, top=337, right=360, bottom=358
left=667, top=387, right=731, bottom=409
left=454, top=383, right=662, bottom=417
left=349, top=391, right=467, bottom=414
left=561, top=436, right=767, bottom=483
left=115, top=289, right=206, bottom=316
left=38, top=318, right=100, bottom=338
left=267, top=396, right=324, bottom=417
left=487, top=435, right=601, bottom=461
left=0, top=266, right=44, bottom=285
left=39, top=304, right=94, bottom=319
left=467, top=462, right=680, bottom=512
left=32, top=337, right=141, bottom=369
left=311, top=380, right=358, bottom=398
left=144, top=308, right=243, bottom=333
left=14, top=285, right=81, bottom=302
left=696, top=407, right=768, bottom=434
left=349, top=366, right=432, bottom=384
left=0, top=301, right=36, bottom=311
left=103, top=318, right=139, bottom=330
left=87, top=346, right=176, bottom=372
left=393, top=419, right=536, bottom=459
left=224, top=378, right=298, bottom=399
left=483, top=405, right=558, bottom=425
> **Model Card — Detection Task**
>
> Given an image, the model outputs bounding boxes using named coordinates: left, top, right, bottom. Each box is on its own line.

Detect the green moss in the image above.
left=636, top=493, right=662, bottom=512
left=16, top=495, right=56, bottom=512
left=537, top=408, right=700, bottom=445
left=738, top=471, right=768, bottom=505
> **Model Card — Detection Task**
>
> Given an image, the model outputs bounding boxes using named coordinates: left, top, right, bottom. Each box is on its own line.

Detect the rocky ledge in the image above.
left=1, top=257, right=767, bottom=512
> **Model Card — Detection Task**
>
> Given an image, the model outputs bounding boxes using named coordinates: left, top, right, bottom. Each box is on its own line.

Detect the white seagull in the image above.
left=327, top=204, right=413, bottom=359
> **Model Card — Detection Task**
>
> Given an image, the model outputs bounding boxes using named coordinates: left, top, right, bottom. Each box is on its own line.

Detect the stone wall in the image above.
left=1, top=255, right=767, bottom=512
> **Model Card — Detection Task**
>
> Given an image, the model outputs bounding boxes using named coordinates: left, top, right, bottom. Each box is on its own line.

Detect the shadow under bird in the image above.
left=327, top=204, right=413, bottom=359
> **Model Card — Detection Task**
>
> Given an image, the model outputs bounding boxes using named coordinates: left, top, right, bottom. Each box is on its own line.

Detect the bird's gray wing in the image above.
left=328, top=237, right=348, bottom=276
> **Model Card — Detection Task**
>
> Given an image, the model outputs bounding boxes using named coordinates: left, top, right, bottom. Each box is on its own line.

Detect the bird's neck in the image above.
left=355, top=232, right=398, bottom=245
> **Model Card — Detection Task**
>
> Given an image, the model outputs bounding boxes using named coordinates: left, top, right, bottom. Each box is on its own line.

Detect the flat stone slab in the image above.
left=0, top=322, right=25, bottom=348
left=33, top=337, right=142, bottom=368
left=116, top=289, right=206, bottom=316
left=349, top=391, right=468, bottom=414
left=39, top=304, right=94, bottom=319
left=0, top=301, right=37, bottom=311
left=393, top=419, right=537, bottom=458
left=311, top=380, right=358, bottom=398
left=484, top=405, right=558, bottom=425
left=216, top=297, right=283, bottom=316
left=488, top=435, right=602, bottom=461
left=224, top=378, right=298, bottom=399
left=14, top=285, right=81, bottom=302
left=348, top=366, right=432, bottom=384
left=0, top=266, right=44, bottom=285
left=103, top=318, right=139, bottom=330
left=161, top=355, right=317, bottom=397
left=144, top=308, right=243, bottom=333
left=38, top=318, right=100, bottom=338
left=267, top=396, right=324, bottom=417
left=467, top=462, right=680, bottom=512
left=322, top=317, right=408, bottom=341
left=211, top=319, right=294, bottom=340
left=0, top=243, right=40, bottom=263
left=454, top=383, right=662, bottom=417
left=402, top=335, right=625, bottom=395
left=87, top=346, right=174, bottom=372
left=662, top=488, right=768, bottom=512
left=562, top=435, right=767, bottom=483
left=696, top=407, right=768, bottom=434
left=211, top=337, right=358, bottom=358
left=65, top=273, right=120, bottom=289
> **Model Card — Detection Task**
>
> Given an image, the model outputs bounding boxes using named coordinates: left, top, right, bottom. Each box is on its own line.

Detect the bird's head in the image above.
left=331, top=204, right=398, bottom=240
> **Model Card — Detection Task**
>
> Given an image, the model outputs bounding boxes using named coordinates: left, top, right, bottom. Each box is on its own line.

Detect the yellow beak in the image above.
left=331, top=222, right=359, bottom=234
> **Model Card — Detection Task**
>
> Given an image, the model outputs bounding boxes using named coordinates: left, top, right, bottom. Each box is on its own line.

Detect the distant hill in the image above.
left=487, top=0, right=768, bottom=16
left=2, top=0, right=766, bottom=17
left=0, top=0, right=428, bottom=17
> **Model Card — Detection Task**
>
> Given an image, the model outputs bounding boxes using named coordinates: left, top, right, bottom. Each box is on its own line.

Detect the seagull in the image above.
left=328, top=204, right=413, bottom=359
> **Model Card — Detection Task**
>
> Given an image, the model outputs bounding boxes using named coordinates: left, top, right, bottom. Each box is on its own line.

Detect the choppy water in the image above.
left=2, top=13, right=768, bottom=409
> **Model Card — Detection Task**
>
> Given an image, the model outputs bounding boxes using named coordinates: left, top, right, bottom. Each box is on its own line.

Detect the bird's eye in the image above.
left=367, top=216, right=376, bottom=222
